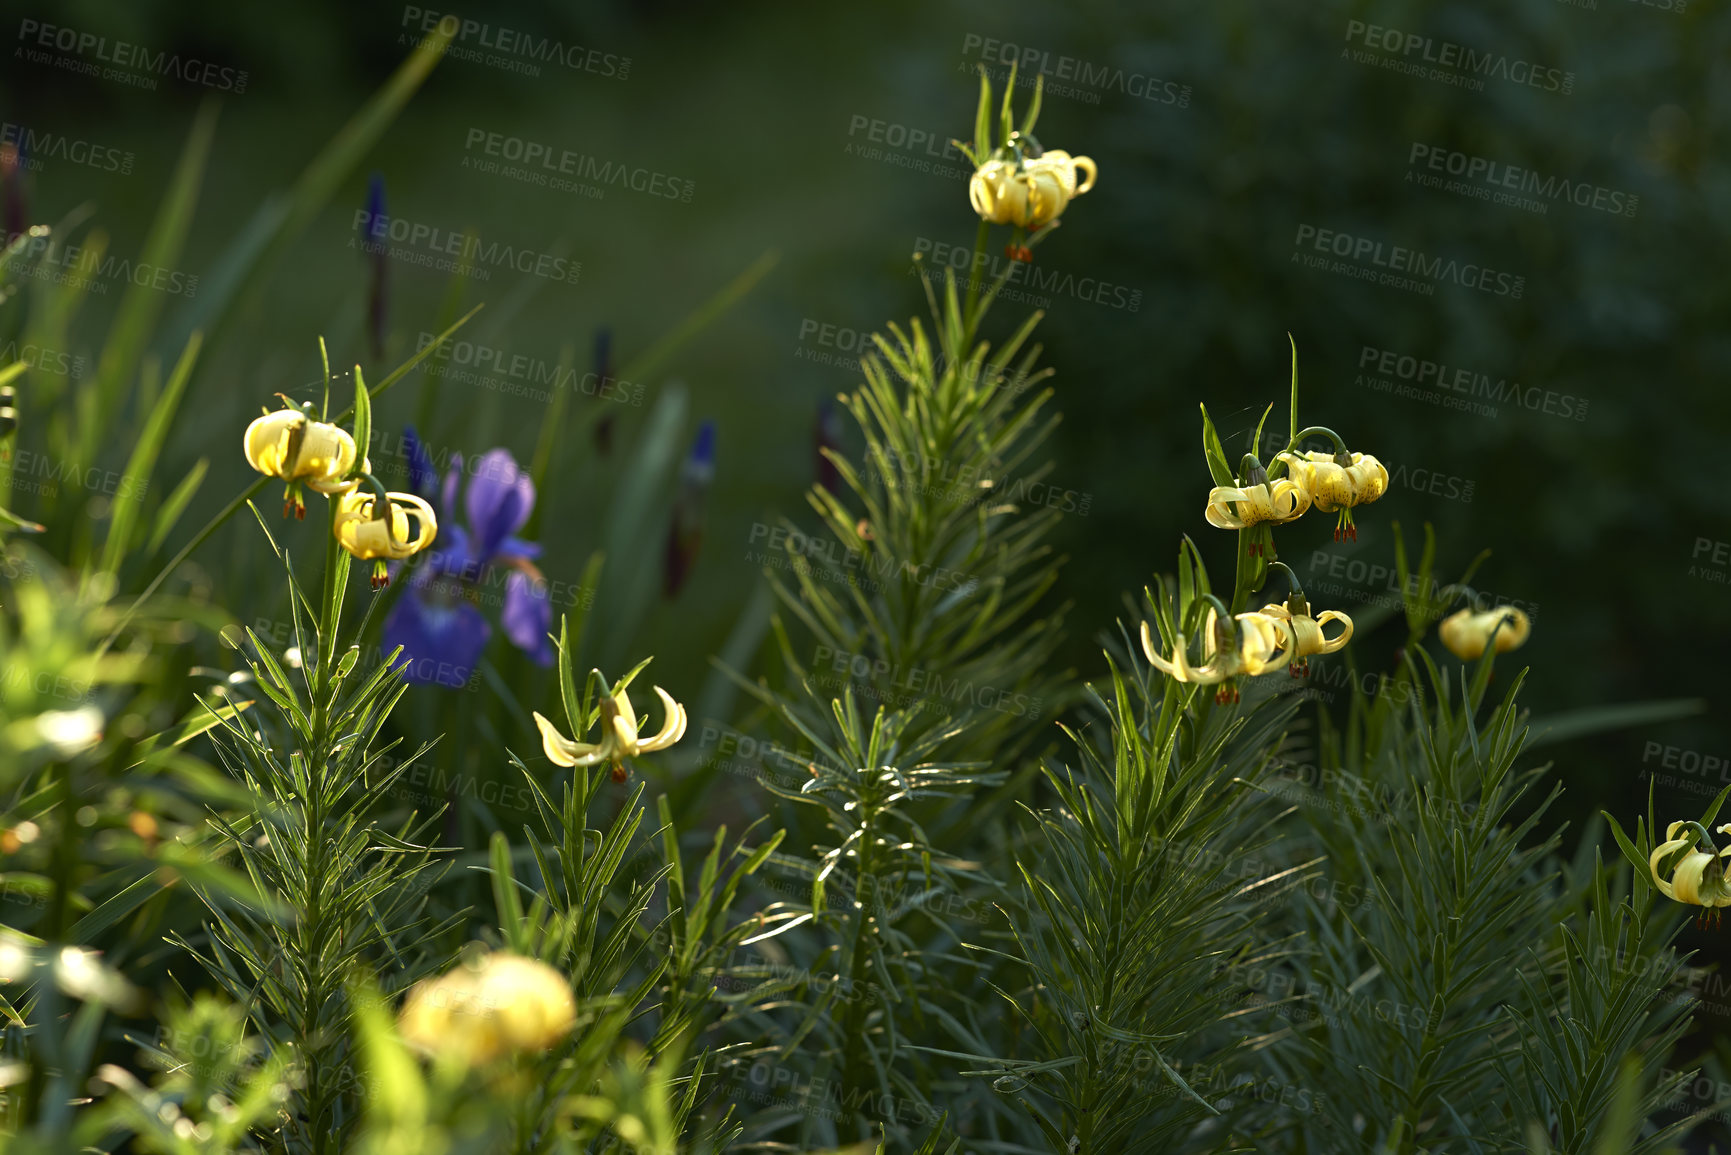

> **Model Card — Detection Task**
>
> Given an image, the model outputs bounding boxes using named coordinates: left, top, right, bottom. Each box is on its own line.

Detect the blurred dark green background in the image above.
left=4, top=0, right=1727, bottom=997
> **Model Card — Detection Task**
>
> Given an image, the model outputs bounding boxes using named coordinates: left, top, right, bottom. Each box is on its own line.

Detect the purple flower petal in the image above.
left=403, top=425, right=437, bottom=499
left=465, top=449, right=535, bottom=562
left=401, top=524, right=476, bottom=584
left=495, top=535, right=543, bottom=561
left=441, top=453, right=463, bottom=520
left=383, top=589, right=491, bottom=689
left=502, top=570, right=555, bottom=666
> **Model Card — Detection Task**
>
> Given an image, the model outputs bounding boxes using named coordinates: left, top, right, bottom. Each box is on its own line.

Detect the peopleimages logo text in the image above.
left=1408, top=144, right=1637, bottom=218
left=0, top=123, right=133, bottom=174
left=1358, top=345, right=1588, bottom=421
left=351, top=210, right=580, bottom=285
left=960, top=33, right=1190, bottom=107
left=400, top=8, right=629, bottom=79
left=15, top=18, right=248, bottom=92
left=462, top=129, right=693, bottom=201
left=1293, top=224, right=1524, bottom=299
left=1344, top=20, right=1574, bottom=94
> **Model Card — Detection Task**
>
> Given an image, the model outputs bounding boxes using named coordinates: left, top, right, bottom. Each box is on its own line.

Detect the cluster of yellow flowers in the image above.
left=243, top=401, right=437, bottom=588
left=398, top=951, right=576, bottom=1067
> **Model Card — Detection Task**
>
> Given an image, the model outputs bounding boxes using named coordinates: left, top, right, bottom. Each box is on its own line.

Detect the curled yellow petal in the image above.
left=533, top=711, right=601, bottom=768
left=333, top=491, right=438, bottom=562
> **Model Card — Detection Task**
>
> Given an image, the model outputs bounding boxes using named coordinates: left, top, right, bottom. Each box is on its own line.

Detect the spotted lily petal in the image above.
left=1204, top=479, right=1310, bottom=530
left=1275, top=451, right=1388, bottom=512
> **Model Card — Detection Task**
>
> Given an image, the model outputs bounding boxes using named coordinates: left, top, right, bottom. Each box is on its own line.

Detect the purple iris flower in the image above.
left=382, top=428, right=555, bottom=687
left=362, top=173, right=389, bottom=358
left=664, top=420, right=716, bottom=598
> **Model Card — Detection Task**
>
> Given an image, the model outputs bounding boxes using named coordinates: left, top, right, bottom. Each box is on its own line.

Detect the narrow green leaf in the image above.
left=100, top=332, right=204, bottom=574
left=146, top=457, right=208, bottom=554
left=1199, top=403, right=1234, bottom=487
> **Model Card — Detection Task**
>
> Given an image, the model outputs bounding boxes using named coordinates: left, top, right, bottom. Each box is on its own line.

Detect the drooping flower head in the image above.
left=970, top=150, right=1098, bottom=233
left=244, top=400, right=363, bottom=518
left=382, top=431, right=555, bottom=687
left=1205, top=473, right=1311, bottom=532
left=1275, top=449, right=1389, bottom=541
left=1650, top=822, right=1731, bottom=908
left=956, top=66, right=1097, bottom=245
left=333, top=487, right=438, bottom=588
left=1140, top=601, right=1260, bottom=703
left=398, top=951, right=575, bottom=1067
left=1438, top=605, right=1530, bottom=661
left=533, top=672, right=687, bottom=783
left=664, top=420, right=716, bottom=598
left=1255, top=566, right=1354, bottom=675
left=1258, top=600, right=1350, bottom=668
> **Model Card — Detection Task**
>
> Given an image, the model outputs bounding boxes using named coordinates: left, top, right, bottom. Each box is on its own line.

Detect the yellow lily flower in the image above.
left=1275, top=450, right=1389, bottom=541
left=399, top=952, right=575, bottom=1067
left=332, top=489, right=438, bottom=588
left=1204, top=478, right=1311, bottom=531
left=1438, top=606, right=1530, bottom=660
left=1140, top=618, right=1242, bottom=688
left=244, top=407, right=361, bottom=517
left=1649, top=822, right=1731, bottom=908
left=533, top=681, right=687, bottom=781
left=1257, top=602, right=1353, bottom=660
left=969, top=150, right=1097, bottom=231
left=1207, top=607, right=1298, bottom=677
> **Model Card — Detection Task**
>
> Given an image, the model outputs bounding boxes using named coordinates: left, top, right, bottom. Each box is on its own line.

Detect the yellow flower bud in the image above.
left=1437, top=606, right=1530, bottom=660
left=399, top=952, right=575, bottom=1067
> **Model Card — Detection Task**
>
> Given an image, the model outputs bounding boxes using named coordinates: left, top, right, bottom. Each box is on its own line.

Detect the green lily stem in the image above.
left=1266, top=560, right=1304, bottom=598
left=291, top=498, right=344, bottom=1153
left=962, top=218, right=990, bottom=337
left=1266, top=425, right=1351, bottom=481
left=838, top=785, right=886, bottom=1139
left=1231, top=530, right=1252, bottom=616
